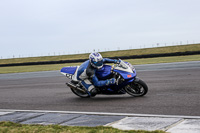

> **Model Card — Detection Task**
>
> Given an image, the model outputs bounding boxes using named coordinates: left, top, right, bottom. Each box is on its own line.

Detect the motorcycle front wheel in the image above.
left=124, top=78, right=148, bottom=97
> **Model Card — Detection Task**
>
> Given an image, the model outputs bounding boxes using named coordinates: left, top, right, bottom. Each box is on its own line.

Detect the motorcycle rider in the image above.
left=77, top=52, right=120, bottom=97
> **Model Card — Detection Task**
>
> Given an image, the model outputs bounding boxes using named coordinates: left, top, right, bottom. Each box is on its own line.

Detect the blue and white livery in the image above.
left=60, top=59, right=148, bottom=98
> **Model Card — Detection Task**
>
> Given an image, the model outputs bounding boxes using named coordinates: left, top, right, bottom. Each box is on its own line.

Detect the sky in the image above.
left=0, top=0, right=200, bottom=59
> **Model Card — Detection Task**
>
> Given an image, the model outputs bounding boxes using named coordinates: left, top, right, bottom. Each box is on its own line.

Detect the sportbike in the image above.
left=61, top=60, right=148, bottom=98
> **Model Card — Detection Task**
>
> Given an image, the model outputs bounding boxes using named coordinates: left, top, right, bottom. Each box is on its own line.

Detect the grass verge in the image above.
left=0, top=121, right=166, bottom=133
left=0, top=44, right=200, bottom=65
left=0, top=54, right=199, bottom=74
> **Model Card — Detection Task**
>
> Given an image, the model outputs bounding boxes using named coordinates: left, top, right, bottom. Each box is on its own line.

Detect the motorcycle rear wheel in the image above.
left=70, top=87, right=90, bottom=98
left=124, top=78, right=148, bottom=97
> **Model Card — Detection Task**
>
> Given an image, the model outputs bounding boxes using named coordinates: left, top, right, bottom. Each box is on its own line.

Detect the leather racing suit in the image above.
left=77, top=58, right=117, bottom=93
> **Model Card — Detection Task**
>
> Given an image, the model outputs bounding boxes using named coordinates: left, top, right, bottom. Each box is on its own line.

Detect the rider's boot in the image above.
left=90, top=88, right=98, bottom=97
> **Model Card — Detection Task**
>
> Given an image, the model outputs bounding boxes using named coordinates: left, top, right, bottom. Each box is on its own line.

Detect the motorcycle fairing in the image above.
left=61, top=66, right=77, bottom=74
left=113, top=69, right=136, bottom=80
left=95, top=63, right=136, bottom=94
left=60, top=66, right=79, bottom=81
left=98, top=77, right=135, bottom=94
left=95, top=65, right=112, bottom=80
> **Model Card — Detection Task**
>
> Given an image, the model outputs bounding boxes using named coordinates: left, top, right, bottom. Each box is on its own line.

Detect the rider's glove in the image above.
left=114, top=59, right=121, bottom=64
left=106, top=78, right=116, bottom=86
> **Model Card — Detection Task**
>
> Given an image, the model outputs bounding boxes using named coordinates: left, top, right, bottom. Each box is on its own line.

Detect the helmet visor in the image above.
left=93, top=60, right=103, bottom=67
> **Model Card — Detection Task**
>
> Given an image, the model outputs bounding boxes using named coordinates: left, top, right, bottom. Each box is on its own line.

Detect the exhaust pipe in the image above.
left=67, top=82, right=86, bottom=93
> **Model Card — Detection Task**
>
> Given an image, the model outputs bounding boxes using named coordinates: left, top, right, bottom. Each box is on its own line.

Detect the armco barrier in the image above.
left=0, top=51, right=200, bottom=67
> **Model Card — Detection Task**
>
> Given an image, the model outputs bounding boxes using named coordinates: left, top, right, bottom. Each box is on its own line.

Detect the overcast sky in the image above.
left=0, top=0, right=200, bottom=58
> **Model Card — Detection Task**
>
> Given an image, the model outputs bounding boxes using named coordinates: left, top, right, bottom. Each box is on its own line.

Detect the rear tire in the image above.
left=70, top=88, right=90, bottom=98
left=124, top=78, right=148, bottom=97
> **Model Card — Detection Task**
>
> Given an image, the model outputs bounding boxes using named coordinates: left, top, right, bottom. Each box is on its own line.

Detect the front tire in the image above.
left=124, top=78, right=148, bottom=97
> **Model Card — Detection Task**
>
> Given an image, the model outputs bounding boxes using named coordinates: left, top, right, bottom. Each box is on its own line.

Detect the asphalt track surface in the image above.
left=0, top=61, right=200, bottom=116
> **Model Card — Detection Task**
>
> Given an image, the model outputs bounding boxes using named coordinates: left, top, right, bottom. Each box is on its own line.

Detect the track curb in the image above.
left=0, top=109, right=200, bottom=132
left=1, top=109, right=200, bottom=119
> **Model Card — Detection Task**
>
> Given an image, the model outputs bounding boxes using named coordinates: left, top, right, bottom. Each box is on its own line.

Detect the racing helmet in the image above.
left=89, top=52, right=103, bottom=69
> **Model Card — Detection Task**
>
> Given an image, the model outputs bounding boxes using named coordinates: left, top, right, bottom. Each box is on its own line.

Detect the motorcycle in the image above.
left=60, top=59, right=148, bottom=98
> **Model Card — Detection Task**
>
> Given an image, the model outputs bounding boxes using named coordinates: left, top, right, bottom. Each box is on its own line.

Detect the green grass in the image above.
left=0, top=62, right=81, bottom=74
left=0, top=121, right=166, bottom=133
left=0, top=54, right=199, bottom=74
left=125, top=54, right=200, bottom=65
left=0, top=44, right=200, bottom=65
